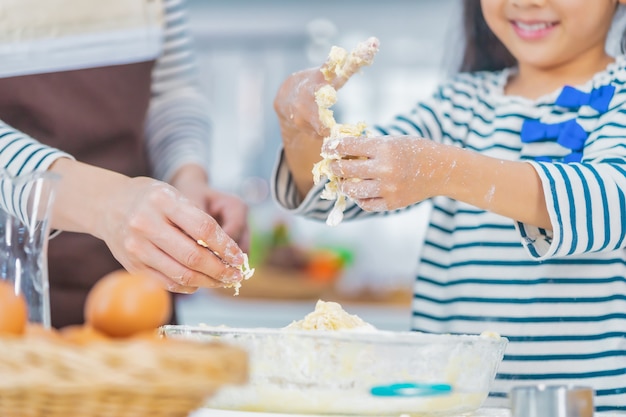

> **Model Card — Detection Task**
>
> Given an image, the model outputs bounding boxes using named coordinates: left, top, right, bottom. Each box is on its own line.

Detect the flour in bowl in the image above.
left=285, top=299, right=376, bottom=331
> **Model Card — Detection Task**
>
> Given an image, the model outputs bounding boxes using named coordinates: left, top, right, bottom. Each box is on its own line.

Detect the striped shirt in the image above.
left=273, top=57, right=626, bottom=411
left=0, top=0, right=210, bottom=218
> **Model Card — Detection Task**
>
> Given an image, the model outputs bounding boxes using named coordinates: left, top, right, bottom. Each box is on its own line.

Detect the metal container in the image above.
left=510, top=385, right=594, bottom=417
left=161, top=325, right=507, bottom=416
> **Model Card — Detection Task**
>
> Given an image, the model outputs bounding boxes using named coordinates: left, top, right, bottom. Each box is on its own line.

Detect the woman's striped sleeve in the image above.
left=144, top=0, right=211, bottom=182
left=0, top=120, right=73, bottom=223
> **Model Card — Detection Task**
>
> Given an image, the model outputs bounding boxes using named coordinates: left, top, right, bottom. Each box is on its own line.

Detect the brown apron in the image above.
left=0, top=61, right=177, bottom=328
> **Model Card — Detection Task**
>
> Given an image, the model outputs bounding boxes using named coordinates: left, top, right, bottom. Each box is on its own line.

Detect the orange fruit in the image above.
left=0, top=280, right=28, bottom=336
left=84, top=269, right=172, bottom=338
left=306, top=250, right=343, bottom=283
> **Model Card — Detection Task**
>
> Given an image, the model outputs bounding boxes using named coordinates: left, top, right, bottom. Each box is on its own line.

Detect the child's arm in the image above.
left=320, top=135, right=551, bottom=229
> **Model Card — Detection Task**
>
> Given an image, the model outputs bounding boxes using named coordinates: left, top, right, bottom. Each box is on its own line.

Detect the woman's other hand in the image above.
left=169, top=164, right=250, bottom=252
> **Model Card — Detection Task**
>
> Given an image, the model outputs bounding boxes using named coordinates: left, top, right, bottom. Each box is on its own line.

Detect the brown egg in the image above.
left=0, top=280, right=27, bottom=336
left=84, top=269, right=172, bottom=338
left=59, top=324, right=109, bottom=345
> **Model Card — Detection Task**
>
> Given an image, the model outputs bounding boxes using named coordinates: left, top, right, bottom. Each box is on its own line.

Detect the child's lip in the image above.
left=510, top=19, right=559, bottom=40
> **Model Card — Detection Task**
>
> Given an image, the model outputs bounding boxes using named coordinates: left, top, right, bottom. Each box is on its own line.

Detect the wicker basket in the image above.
left=0, top=334, right=248, bottom=417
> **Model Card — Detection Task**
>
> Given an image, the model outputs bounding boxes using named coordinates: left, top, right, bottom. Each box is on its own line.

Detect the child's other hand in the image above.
left=273, top=67, right=330, bottom=142
left=273, top=66, right=336, bottom=196
left=322, top=135, right=453, bottom=211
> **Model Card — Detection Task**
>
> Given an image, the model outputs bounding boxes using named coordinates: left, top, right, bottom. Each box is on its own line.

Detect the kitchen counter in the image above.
left=190, top=408, right=511, bottom=417
left=190, top=409, right=625, bottom=417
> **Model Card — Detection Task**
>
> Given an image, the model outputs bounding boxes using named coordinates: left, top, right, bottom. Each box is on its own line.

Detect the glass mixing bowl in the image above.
left=160, top=325, right=507, bottom=416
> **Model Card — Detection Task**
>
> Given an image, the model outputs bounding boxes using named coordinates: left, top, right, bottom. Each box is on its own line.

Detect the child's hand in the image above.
left=272, top=37, right=379, bottom=199
left=273, top=67, right=330, bottom=141
left=273, top=37, right=379, bottom=146
left=273, top=67, right=334, bottom=196
left=321, top=135, right=453, bottom=211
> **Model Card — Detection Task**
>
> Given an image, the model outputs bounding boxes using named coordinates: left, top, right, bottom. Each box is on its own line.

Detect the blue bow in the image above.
left=563, top=151, right=583, bottom=163
left=520, top=119, right=588, bottom=151
left=556, top=84, right=615, bottom=113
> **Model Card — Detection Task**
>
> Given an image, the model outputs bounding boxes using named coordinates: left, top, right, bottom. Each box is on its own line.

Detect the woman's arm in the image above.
left=144, top=0, right=212, bottom=183
left=145, top=0, right=249, bottom=248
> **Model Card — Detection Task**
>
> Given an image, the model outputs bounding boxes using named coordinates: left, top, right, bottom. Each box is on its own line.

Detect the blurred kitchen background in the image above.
left=178, top=0, right=461, bottom=330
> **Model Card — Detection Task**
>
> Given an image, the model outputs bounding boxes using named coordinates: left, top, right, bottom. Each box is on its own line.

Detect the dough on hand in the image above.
left=196, top=239, right=255, bottom=296
left=312, top=37, right=380, bottom=226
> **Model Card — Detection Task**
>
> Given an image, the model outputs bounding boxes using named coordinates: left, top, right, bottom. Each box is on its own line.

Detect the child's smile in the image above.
left=482, top=0, right=621, bottom=96
left=510, top=19, right=558, bottom=40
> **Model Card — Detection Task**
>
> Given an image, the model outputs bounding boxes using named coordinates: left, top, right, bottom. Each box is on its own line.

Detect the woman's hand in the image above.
left=49, top=159, right=247, bottom=294
left=98, top=177, right=246, bottom=294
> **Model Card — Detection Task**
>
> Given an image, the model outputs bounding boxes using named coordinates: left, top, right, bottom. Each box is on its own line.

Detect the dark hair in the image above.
left=458, top=0, right=516, bottom=72
left=458, top=1, right=626, bottom=73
